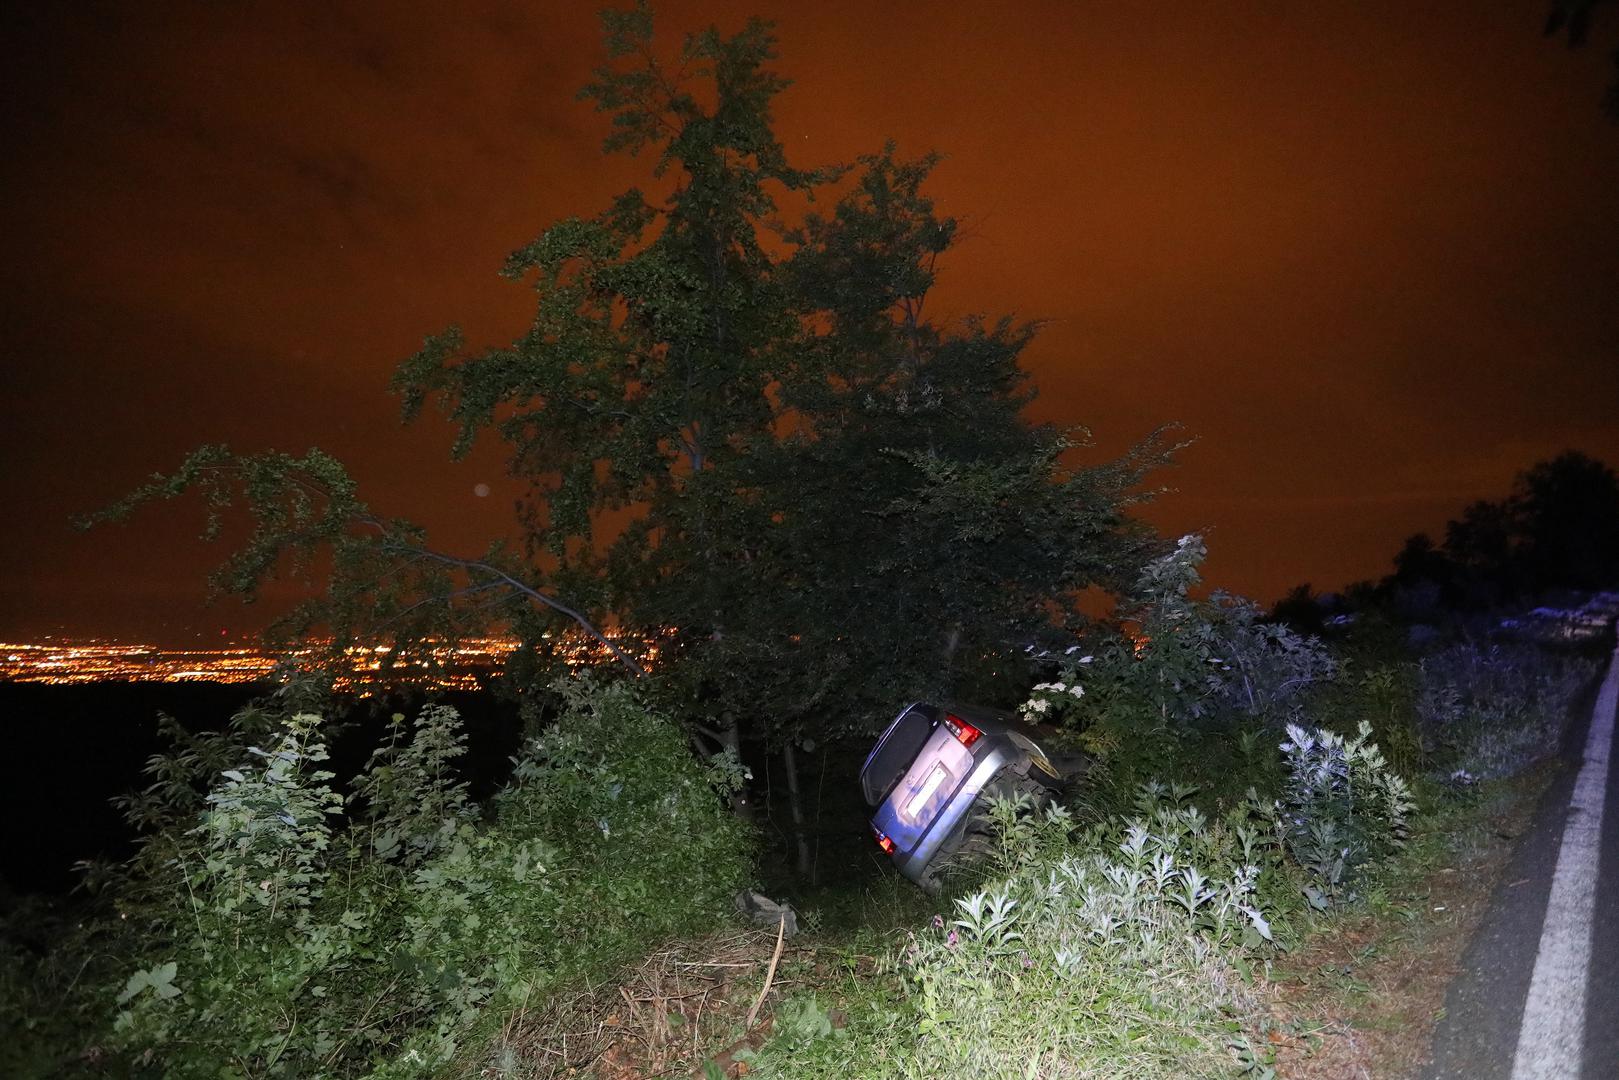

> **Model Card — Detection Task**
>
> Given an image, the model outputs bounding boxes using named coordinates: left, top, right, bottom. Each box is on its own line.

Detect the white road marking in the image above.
left=1510, top=644, right=1619, bottom=1080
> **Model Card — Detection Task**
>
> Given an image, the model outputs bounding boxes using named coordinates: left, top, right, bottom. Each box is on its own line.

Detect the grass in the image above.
left=1254, top=762, right=1558, bottom=1079
left=448, top=864, right=934, bottom=1079
left=497, top=758, right=1565, bottom=1080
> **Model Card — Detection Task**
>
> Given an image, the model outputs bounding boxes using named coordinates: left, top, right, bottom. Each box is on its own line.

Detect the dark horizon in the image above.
left=5, top=2, right=1619, bottom=646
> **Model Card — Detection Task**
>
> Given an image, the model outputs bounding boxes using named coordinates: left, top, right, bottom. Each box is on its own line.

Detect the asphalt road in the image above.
left=1426, top=642, right=1619, bottom=1080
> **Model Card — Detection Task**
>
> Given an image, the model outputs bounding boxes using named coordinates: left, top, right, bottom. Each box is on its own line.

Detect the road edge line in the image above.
left=1510, top=643, right=1619, bottom=1080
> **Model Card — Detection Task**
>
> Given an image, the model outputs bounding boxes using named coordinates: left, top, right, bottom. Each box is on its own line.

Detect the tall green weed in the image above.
left=84, top=677, right=750, bottom=1078
left=1025, top=536, right=1337, bottom=813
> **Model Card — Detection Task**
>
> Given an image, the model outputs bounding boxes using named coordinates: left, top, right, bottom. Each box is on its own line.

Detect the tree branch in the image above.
left=378, top=539, right=646, bottom=677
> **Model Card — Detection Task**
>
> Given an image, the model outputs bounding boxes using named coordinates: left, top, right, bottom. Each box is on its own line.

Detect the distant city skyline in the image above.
left=0, top=631, right=659, bottom=687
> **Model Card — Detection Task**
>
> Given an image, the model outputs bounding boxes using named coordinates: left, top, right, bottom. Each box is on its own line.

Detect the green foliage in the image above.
left=1, top=893, right=147, bottom=1080
left=761, top=994, right=838, bottom=1055
left=354, top=706, right=475, bottom=866
left=1306, top=659, right=1424, bottom=776
left=761, top=784, right=1293, bottom=1079
left=392, top=7, right=1177, bottom=748
left=90, top=4, right=1177, bottom=756
left=1021, top=536, right=1337, bottom=811
left=195, top=713, right=344, bottom=922
left=741, top=595, right=1597, bottom=1079
left=757, top=710, right=1430, bottom=1078
left=81, top=678, right=750, bottom=1078
left=1276, top=721, right=1415, bottom=908
left=1386, top=450, right=1619, bottom=605
left=1416, top=641, right=1598, bottom=779
left=82, top=444, right=645, bottom=681
left=1034, top=536, right=1336, bottom=729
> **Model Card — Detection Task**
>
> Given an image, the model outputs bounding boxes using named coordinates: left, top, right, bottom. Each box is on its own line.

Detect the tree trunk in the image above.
left=781, top=742, right=814, bottom=881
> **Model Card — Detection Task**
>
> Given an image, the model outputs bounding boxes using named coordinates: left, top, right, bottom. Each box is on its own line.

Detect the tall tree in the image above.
left=1513, top=450, right=1619, bottom=591
left=96, top=10, right=1175, bottom=877
left=392, top=9, right=1174, bottom=871
left=1376, top=450, right=1619, bottom=610
left=395, top=7, right=1170, bottom=734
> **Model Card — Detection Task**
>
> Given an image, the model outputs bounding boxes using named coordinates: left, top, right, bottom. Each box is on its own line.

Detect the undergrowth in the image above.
left=4, top=535, right=1601, bottom=1079
left=731, top=555, right=1599, bottom=1079
left=3, top=676, right=751, bottom=1079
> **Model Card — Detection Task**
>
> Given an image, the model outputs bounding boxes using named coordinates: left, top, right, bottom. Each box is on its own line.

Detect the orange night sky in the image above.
left=3, top=2, right=1618, bottom=643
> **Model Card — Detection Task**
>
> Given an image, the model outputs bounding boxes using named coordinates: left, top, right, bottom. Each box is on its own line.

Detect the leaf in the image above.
left=118, top=962, right=181, bottom=1004
left=116, top=970, right=149, bottom=1005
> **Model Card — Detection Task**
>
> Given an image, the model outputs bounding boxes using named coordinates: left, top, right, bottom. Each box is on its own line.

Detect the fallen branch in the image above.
left=745, top=914, right=787, bottom=1030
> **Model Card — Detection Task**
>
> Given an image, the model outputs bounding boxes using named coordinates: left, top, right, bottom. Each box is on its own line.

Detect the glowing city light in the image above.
left=0, top=630, right=666, bottom=689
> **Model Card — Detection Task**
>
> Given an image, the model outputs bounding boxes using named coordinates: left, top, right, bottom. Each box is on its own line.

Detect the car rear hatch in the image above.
left=861, top=703, right=938, bottom=806
left=870, top=720, right=977, bottom=855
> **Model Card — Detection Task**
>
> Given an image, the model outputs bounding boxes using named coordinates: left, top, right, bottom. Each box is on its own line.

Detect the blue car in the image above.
left=861, top=702, right=1086, bottom=890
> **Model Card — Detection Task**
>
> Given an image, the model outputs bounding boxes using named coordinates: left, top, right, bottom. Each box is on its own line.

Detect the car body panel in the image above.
left=862, top=701, right=1081, bottom=886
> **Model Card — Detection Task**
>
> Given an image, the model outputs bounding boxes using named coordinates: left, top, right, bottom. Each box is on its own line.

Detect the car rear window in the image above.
left=861, top=704, right=936, bottom=806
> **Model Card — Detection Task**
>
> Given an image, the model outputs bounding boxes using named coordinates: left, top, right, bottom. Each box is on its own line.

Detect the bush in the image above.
left=93, top=677, right=751, bottom=1078
left=1278, top=721, right=1415, bottom=908
left=1022, top=537, right=1338, bottom=814
left=756, top=707, right=1430, bottom=1079
left=747, top=588, right=1597, bottom=1078
left=755, top=783, right=1291, bottom=1079
left=1416, top=642, right=1598, bottom=780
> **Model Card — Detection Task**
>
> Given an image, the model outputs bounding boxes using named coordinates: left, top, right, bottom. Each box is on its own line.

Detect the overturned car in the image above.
left=860, top=702, right=1087, bottom=891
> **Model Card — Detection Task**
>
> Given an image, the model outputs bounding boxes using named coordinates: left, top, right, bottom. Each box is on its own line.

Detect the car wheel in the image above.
left=927, top=767, right=1051, bottom=886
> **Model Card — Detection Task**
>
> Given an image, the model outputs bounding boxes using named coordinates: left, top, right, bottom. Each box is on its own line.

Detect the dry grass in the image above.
left=1256, top=763, right=1556, bottom=1079
left=469, top=926, right=866, bottom=1079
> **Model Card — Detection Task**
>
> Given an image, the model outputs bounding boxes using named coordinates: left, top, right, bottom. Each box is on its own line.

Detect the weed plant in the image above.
left=748, top=723, right=1417, bottom=1079
left=1278, top=721, right=1415, bottom=908
left=1416, top=641, right=1598, bottom=779
left=1029, top=537, right=1339, bottom=814
left=737, top=580, right=1588, bottom=1078
left=9, top=676, right=750, bottom=1079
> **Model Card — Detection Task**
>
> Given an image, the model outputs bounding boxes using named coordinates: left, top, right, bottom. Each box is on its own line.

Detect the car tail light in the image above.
left=942, top=712, right=982, bottom=748
left=873, top=826, right=896, bottom=855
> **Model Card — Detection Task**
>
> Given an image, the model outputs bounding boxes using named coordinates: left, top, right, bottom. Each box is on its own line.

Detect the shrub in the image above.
left=98, top=676, right=751, bottom=1078
left=354, top=704, right=476, bottom=866
left=919, top=790, right=1280, bottom=1075
left=1021, top=537, right=1338, bottom=814
left=758, top=708, right=1430, bottom=1079
left=1277, top=721, right=1415, bottom=908
left=1416, top=642, right=1598, bottom=780
left=757, top=784, right=1297, bottom=1079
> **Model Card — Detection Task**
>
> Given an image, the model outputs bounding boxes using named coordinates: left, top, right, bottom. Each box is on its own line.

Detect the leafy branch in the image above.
left=79, top=446, right=646, bottom=676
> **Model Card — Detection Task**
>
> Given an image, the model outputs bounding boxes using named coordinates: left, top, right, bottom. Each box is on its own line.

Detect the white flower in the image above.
left=1068, top=685, right=1085, bottom=698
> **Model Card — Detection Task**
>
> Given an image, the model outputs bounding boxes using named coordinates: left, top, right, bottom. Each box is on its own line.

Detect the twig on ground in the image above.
left=746, top=915, right=788, bottom=1029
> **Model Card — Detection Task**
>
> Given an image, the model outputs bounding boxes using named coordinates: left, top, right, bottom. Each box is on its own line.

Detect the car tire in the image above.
left=919, top=767, right=1051, bottom=892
